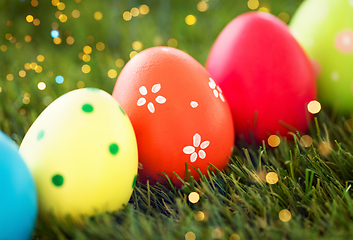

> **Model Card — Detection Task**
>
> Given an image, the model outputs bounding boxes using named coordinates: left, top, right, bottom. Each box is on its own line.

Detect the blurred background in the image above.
left=0, top=0, right=303, bottom=142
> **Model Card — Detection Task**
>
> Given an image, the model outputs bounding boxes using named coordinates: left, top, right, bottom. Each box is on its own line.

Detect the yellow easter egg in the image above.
left=19, top=88, right=138, bottom=221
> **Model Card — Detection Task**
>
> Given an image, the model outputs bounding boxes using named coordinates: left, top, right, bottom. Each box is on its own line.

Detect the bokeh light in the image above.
left=278, top=12, right=290, bottom=23
left=123, top=11, right=132, bottom=21
left=131, top=7, right=139, bottom=17
left=59, top=14, right=68, bottom=23
left=37, top=82, right=46, bottom=90
left=57, top=2, right=65, bottom=10
left=299, top=135, right=313, bottom=147
left=96, top=42, right=105, bottom=51
left=83, top=46, right=92, bottom=54
left=19, top=70, right=26, bottom=78
left=185, top=15, right=197, bottom=25
left=0, top=45, right=7, bottom=52
left=66, top=36, right=75, bottom=45
left=307, top=100, right=321, bottom=114
left=19, top=108, right=26, bottom=115
left=185, top=231, right=196, bottom=240
left=0, top=87, right=2, bottom=93
left=266, top=172, right=279, bottom=184
left=82, top=54, right=91, bottom=62
left=77, top=81, right=85, bottom=88
left=35, top=65, right=43, bottom=73
left=258, top=7, right=270, bottom=12
left=26, top=15, right=34, bottom=22
left=53, top=37, right=62, bottom=45
left=197, top=1, right=209, bottom=12
left=167, top=38, right=178, bottom=47
left=139, top=5, right=150, bottom=15
left=37, top=55, right=45, bottom=62
left=318, top=141, right=332, bottom=157
left=188, top=192, right=200, bottom=203
left=51, top=30, right=59, bottom=38
left=24, top=35, right=32, bottom=42
left=229, top=234, right=241, bottom=240
left=51, top=22, right=59, bottom=29
left=55, top=75, right=64, bottom=84
left=130, top=51, right=138, bottom=58
left=194, top=211, right=205, bottom=221
left=268, top=135, right=280, bottom=147
left=82, top=64, right=91, bottom=74
left=211, top=227, right=224, bottom=239
left=108, top=69, right=118, bottom=79
left=116, top=59, right=124, bottom=68
left=23, top=97, right=30, bottom=104
left=247, top=0, right=259, bottom=10
left=6, top=74, right=14, bottom=81
left=94, top=11, right=103, bottom=20
left=132, top=41, right=143, bottom=51
left=31, top=0, right=38, bottom=7
left=33, top=18, right=40, bottom=26
left=279, top=209, right=292, bottom=222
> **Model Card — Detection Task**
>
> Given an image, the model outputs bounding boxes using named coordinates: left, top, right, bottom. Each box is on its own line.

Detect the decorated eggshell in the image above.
left=0, top=131, right=37, bottom=240
left=112, top=47, right=234, bottom=186
left=206, top=12, right=316, bottom=143
left=290, top=0, right=353, bottom=113
left=19, top=88, right=138, bottom=221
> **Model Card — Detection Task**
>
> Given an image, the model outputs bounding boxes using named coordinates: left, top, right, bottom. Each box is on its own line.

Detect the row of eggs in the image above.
left=3, top=0, right=352, bottom=237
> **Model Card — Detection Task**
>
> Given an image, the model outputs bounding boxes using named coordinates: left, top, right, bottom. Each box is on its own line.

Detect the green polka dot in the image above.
left=132, top=175, right=137, bottom=188
left=109, top=143, right=119, bottom=155
left=37, top=130, right=44, bottom=140
left=52, top=174, right=64, bottom=187
left=119, top=106, right=126, bottom=115
left=82, top=103, right=93, bottom=113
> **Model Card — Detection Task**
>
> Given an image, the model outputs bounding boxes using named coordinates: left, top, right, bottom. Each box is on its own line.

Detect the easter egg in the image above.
left=290, top=0, right=353, bottom=113
left=112, top=47, right=234, bottom=186
left=206, top=12, right=316, bottom=143
left=19, top=88, right=138, bottom=221
left=0, top=131, right=37, bottom=240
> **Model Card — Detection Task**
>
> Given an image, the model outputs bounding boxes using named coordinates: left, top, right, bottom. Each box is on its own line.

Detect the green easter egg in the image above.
left=290, top=0, right=353, bottom=113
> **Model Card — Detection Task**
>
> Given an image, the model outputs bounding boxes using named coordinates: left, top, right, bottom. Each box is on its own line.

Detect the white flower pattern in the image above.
left=137, top=84, right=166, bottom=113
left=183, top=133, right=210, bottom=163
left=208, top=77, right=225, bottom=102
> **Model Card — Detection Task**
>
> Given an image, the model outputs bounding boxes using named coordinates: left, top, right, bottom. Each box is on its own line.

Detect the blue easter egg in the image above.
left=0, top=131, right=37, bottom=240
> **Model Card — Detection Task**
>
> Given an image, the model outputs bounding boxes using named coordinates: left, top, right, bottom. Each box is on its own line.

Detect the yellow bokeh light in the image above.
left=0, top=87, right=2, bottom=93
left=139, top=5, right=150, bottom=15
left=344, top=119, right=353, bottom=132
left=31, top=0, right=38, bottom=7
left=188, top=192, right=200, bottom=203
left=37, top=55, right=45, bottom=62
left=279, top=209, right=292, bottom=222
left=37, top=82, right=46, bottom=90
left=66, top=36, right=75, bottom=45
left=30, top=62, right=38, bottom=69
left=185, top=15, right=197, bottom=25
left=78, top=52, right=84, bottom=60
left=211, top=228, right=223, bottom=239
left=130, top=51, right=138, bottom=58
left=82, top=54, right=91, bottom=62
left=19, top=70, right=26, bottom=78
left=258, top=7, right=270, bottom=12
left=299, top=135, right=313, bottom=147
left=123, top=11, right=132, bottom=21
left=197, top=1, right=209, bottom=12
left=278, top=12, right=290, bottom=23
left=55, top=11, right=62, bottom=19
left=132, top=41, right=143, bottom=51
left=26, top=15, right=34, bottom=23
left=108, top=69, right=118, bottom=79
left=0, top=45, right=7, bottom=52
left=307, top=100, right=321, bottom=114
left=33, top=18, right=40, bottom=26
left=5, top=33, right=12, bottom=40
left=59, top=14, right=67, bottom=23
left=194, top=211, right=205, bottom=221
left=77, top=81, right=85, bottom=88
left=268, top=135, right=280, bottom=147
left=87, top=36, right=94, bottom=44
left=72, top=10, right=80, bottom=18
left=96, top=42, right=105, bottom=51
left=74, top=0, right=81, bottom=3
left=15, top=42, right=22, bottom=49
left=94, top=11, right=103, bottom=20
left=153, top=36, right=163, bottom=46
left=318, top=141, right=332, bottom=157
left=6, top=20, right=13, bottom=27
left=51, top=22, right=59, bottom=29
left=115, top=59, right=124, bottom=68
left=266, top=172, right=279, bottom=184
left=9, top=37, right=16, bottom=44
left=19, top=108, right=26, bottom=115
left=51, top=0, right=60, bottom=6
left=131, top=7, right=139, bottom=17
left=35, top=65, right=43, bottom=73
left=23, top=97, right=30, bottom=105
left=6, top=74, right=14, bottom=81
left=247, top=0, right=259, bottom=10
left=81, top=64, right=91, bottom=74
left=24, top=35, right=32, bottom=42
left=53, top=37, right=62, bottom=45
left=167, top=38, right=178, bottom=48
left=229, top=234, right=241, bottom=240
left=57, top=2, right=65, bottom=10
left=83, top=46, right=92, bottom=54
left=185, top=231, right=196, bottom=240
left=24, top=63, right=31, bottom=70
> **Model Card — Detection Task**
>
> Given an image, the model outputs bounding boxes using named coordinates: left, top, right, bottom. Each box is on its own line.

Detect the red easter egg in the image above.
left=206, top=12, right=317, bottom=144
left=112, top=47, right=234, bottom=186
